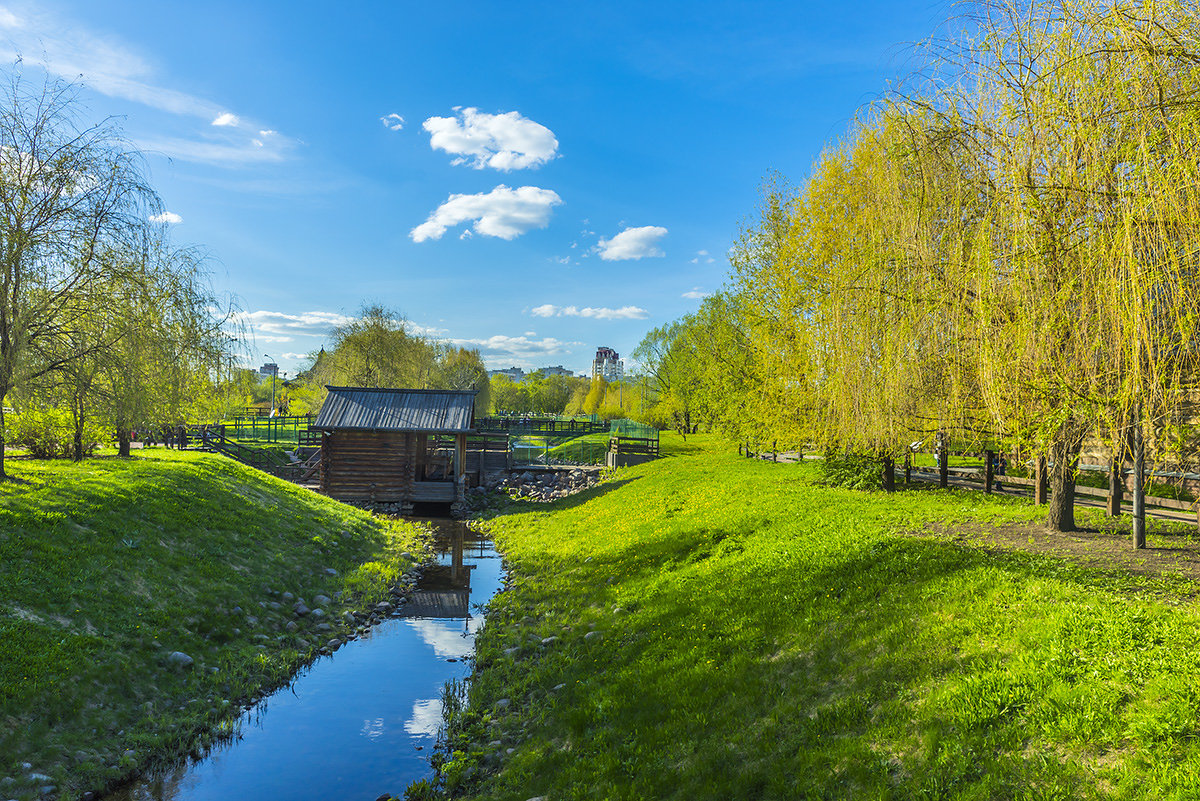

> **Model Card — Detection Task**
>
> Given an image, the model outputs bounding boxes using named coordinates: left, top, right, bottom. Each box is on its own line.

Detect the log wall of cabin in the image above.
left=321, top=430, right=418, bottom=502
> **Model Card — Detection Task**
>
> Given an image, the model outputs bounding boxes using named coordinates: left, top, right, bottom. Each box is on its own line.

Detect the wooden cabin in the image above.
left=312, top=387, right=476, bottom=512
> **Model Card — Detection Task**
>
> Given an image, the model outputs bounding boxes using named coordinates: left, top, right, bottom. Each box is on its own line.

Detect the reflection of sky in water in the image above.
left=403, top=618, right=475, bottom=659
left=361, top=717, right=386, bottom=740
left=101, top=528, right=505, bottom=801
left=404, top=698, right=443, bottom=737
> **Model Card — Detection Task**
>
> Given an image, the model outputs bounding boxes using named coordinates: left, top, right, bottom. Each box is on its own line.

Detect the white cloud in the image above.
left=423, top=107, right=558, bottom=171
left=0, top=7, right=293, bottom=166
left=530, top=304, right=648, bottom=320
left=411, top=185, right=562, bottom=242
left=235, top=310, right=355, bottom=340
left=134, top=136, right=292, bottom=166
left=682, top=287, right=711, bottom=300
left=690, top=249, right=715, bottom=264
left=148, top=211, right=182, bottom=224
left=596, top=226, right=668, bottom=261
left=450, top=334, right=580, bottom=365
left=280, top=352, right=308, bottom=361
left=380, top=113, right=404, bottom=131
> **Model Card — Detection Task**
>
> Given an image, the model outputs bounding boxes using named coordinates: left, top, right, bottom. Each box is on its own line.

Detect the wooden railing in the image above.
left=609, top=435, right=659, bottom=458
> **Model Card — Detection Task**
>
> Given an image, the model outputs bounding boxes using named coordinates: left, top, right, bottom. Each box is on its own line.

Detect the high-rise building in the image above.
left=487, top=366, right=526, bottom=382
left=591, top=347, right=624, bottom=381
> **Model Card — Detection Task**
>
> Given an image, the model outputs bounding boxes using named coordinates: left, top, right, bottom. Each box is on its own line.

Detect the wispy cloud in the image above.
left=450, top=334, right=580, bottom=366
left=690, top=249, right=715, bottom=264
left=681, top=287, right=711, bottom=300
left=423, top=107, right=558, bottom=171
left=380, top=112, right=404, bottom=131
left=595, top=226, right=668, bottom=261
left=530, top=304, right=648, bottom=320
left=411, top=185, right=562, bottom=242
left=235, top=310, right=355, bottom=342
left=148, top=211, right=182, bottom=224
left=0, top=5, right=293, bottom=166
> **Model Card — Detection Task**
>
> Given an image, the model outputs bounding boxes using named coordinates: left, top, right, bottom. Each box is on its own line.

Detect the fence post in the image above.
left=882, top=456, right=895, bottom=493
left=1107, top=454, right=1123, bottom=517
left=904, top=453, right=911, bottom=484
left=985, top=450, right=994, bottom=493
left=938, top=442, right=949, bottom=488
left=1035, top=456, right=1048, bottom=505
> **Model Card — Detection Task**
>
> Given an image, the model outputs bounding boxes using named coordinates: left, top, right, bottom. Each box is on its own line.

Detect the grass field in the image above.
left=0, top=451, right=428, bottom=800
left=433, top=434, right=1200, bottom=800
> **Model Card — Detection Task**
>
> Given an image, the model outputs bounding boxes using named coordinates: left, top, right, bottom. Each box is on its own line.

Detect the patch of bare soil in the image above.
left=915, top=515, right=1200, bottom=583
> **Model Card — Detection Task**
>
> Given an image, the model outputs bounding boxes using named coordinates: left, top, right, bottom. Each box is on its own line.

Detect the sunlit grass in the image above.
left=439, top=433, right=1200, bottom=800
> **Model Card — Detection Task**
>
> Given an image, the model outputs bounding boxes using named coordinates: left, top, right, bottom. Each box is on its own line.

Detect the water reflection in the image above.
left=104, top=520, right=501, bottom=801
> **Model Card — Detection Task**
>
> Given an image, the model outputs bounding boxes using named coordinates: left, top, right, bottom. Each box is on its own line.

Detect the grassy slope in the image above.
left=442, top=435, right=1200, bottom=801
left=0, top=450, right=427, bottom=799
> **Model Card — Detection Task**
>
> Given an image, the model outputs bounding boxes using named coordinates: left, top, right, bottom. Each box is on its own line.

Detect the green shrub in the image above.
left=821, top=451, right=883, bottom=490
left=7, top=405, right=106, bottom=458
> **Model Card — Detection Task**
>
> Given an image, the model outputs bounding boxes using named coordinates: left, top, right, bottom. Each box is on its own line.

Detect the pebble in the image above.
left=552, top=683, right=567, bottom=691
left=503, top=647, right=520, bottom=656
left=584, top=631, right=603, bottom=642
left=27, top=774, right=51, bottom=782
left=324, top=568, right=338, bottom=576
left=494, top=698, right=511, bottom=710
left=166, top=651, right=194, bottom=669
left=281, top=592, right=295, bottom=602
left=313, top=594, right=332, bottom=606
left=293, top=602, right=311, bottom=617
left=540, top=636, right=559, bottom=646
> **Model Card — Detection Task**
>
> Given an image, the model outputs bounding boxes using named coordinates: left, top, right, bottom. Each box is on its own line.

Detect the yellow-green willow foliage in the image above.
left=710, top=0, right=1200, bottom=530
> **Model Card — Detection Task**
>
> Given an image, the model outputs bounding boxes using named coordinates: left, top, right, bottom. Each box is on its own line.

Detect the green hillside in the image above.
left=434, top=434, right=1200, bottom=800
left=0, top=451, right=428, bottom=799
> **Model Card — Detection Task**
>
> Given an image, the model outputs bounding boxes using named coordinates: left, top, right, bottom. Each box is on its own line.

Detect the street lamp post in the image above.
left=265, top=354, right=278, bottom=418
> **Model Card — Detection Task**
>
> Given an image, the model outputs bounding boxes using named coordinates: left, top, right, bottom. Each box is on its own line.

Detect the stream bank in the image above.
left=101, top=520, right=502, bottom=801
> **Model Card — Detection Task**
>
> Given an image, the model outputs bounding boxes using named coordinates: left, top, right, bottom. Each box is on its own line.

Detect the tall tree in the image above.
left=0, top=74, right=155, bottom=478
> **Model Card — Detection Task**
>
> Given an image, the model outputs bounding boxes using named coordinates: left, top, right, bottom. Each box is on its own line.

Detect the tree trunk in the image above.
left=1046, top=422, right=1087, bottom=532
left=1107, top=454, right=1123, bottom=517
left=938, top=441, right=949, bottom=488
left=0, top=397, right=7, bottom=480
left=985, top=450, right=995, bottom=493
left=1133, top=423, right=1146, bottom=549
left=882, top=456, right=895, bottom=493
left=117, top=427, right=131, bottom=458
left=72, top=393, right=84, bottom=462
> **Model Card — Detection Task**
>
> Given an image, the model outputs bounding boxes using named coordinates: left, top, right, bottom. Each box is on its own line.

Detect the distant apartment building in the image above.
left=541, top=365, right=574, bottom=378
left=591, top=347, right=624, bottom=382
left=488, top=366, right=526, bottom=382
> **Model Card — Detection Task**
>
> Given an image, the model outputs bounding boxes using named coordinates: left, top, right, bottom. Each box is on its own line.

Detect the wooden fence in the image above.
left=906, top=455, right=1200, bottom=522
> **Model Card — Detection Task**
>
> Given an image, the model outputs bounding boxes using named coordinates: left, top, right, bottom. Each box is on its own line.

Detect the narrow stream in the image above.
left=107, top=520, right=502, bottom=801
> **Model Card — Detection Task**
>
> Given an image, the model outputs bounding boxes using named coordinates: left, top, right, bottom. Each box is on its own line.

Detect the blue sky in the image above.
left=1, top=0, right=950, bottom=377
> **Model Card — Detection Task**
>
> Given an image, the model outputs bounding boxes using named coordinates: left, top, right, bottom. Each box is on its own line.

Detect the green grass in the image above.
left=0, top=451, right=429, bottom=799
left=435, top=434, right=1200, bottom=800
left=544, top=433, right=610, bottom=464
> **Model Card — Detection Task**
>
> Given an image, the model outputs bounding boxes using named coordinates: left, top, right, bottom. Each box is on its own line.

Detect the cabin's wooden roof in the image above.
left=313, top=387, right=476, bottom=433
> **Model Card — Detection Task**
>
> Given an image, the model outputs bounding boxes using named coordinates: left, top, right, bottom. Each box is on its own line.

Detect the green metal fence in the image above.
left=225, top=415, right=314, bottom=445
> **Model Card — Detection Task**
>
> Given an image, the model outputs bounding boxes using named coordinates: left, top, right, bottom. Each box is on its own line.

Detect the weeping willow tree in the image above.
left=708, top=0, right=1200, bottom=534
